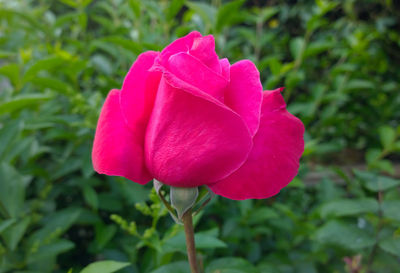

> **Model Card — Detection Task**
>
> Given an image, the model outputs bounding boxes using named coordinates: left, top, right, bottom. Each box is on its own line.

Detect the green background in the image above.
left=0, top=0, right=399, bottom=272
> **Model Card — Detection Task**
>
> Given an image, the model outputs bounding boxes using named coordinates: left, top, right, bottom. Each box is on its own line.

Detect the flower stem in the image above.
left=182, top=208, right=199, bottom=273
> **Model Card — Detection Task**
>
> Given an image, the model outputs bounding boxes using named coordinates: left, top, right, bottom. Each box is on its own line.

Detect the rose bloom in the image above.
left=92, top=31, right=304, bottom=200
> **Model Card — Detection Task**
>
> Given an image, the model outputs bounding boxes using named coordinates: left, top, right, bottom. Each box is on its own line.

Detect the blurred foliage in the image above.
left=0, top=0, right=399, bottom=272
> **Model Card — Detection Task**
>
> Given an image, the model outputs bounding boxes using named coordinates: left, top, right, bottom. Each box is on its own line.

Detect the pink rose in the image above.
left=92, top=31, right=304, bottom=200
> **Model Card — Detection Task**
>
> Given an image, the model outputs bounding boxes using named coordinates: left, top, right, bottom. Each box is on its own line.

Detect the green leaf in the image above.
left=319, top=198, right=379, bottom=218
left=165, top=0, right=185, bottom=21
left=0, top=63, right=20, bottom=87
left=30, top=77, right=72, bottom=95
left=379, top=237, right=400, bottom=257
left=0, top=120, right=22, bottom=159
left=354, top=169, right=400, bottom=192
left=379, top=126, right=396, bottom=150
left=0, top=50, right=16, bottom=58
left=290, top=37, right=305, bottom=60
left=315, top=220, right=375, bottom=250
left=216, top=0, right=245, bottom=32
left=305, top=41, right=334, bottom=57
left=29, top=207, right=82, bottom=243
left=93, top=224, right=117, bottom=250
left=382, top=200, right=400, bottom=222
left=0, top=219, right=16, bottom=234
left=2, top=217, right=30, bottom=251
left=186, top=1, right=216, bottom=28
left=82, top=185, right=98, bottom=210
left=206, top=257, right=259, bottom=273
left=247, top=207, right=279, bottom=225
left=0, top=94, right=53, bottom=115
left=345, top=79, right=375, bottom=91
left=27, top=239, right=75, bottom=264
left=0, top=163, right=30, bottom=218
left=23, top=56, right=65, bottom=82
left=80, top=260, right=130, bottom=273
left=59, top=0, right=79, bottom=8
left=163, top=232, right=227, bottom=253
left=149, top=261, right=189, bottom=273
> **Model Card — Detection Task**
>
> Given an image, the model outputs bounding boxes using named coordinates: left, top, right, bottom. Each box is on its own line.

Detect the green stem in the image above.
left=182, top=209, right=199, bottom=273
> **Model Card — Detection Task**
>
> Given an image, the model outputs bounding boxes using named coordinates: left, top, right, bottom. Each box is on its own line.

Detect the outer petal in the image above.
left=209, top=89, right=305, bottom=200
left=92, top=89, right=152, bottom=184
left=120, top=51, right=161, bottom=130
left=189, top=34, right=221, bottom=74
left=160, top=31, right=202, bottom=62
left=219, top=58, right=230, bottom=80
left=224, top=60, right=263, bottom=137
left=159, top=31, right=221, bottom=75
left=144, top=77, right=253, bottom=187
left=168, top=52, right=228, bottom=101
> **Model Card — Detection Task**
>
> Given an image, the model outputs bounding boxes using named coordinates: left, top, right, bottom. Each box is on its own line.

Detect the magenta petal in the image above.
left=219, top=58, right=230, bottom=80
left=168, top=52, right=228, bottom=101
left=160, top=31, right=202, bottom=64
left=189, top=35, right=221, bottom=74
left=224, top=60, right=263, bottom=136
left=209, top=89, right=305, bottom=200
left=120, top=51, right=161, bottom=130
left=92, top=89, right=152, bottom=184
left=145, top=77, right=253, bottom=187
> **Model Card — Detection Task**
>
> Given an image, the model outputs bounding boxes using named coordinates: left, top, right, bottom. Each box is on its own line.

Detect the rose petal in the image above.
left=209, top=89, right=305, bottom=200
left=92, top=89, right=152, bottom=184
left=160, top=31, right=202, bottom=65
left=168, top=52, right=228, bottom=101
left=145, top=77, right=253, bottom=187
left=189, top=35, right=221, bottom=74
left=224, top=60, right=263, bottom=136
left=120, top=51, right=161, bottom=130
left=219, top=58, right=230, bottom=80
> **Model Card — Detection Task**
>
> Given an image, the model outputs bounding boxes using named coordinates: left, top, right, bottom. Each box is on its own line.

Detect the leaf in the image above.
left=163, top=232, right=227, bottom=253
left=305, top=41, right=334, bottom=57
left=382, top=200, right=400, bottom=222
left=0, top=94, right=53, bottom=115
left=82, top=185, right=98, bottom=210
left=23, top=56, right=65, bottom=82
left=0, top=63, right=19, bottom=87
left=59, top=0, right=79, bottom=8
left=165, top=0, right=185, bottom=21
left=354, top=169, right=400, bottom=192
left=91, top=55, right=113, bottom=75
left=149, top=261, right=189, bottom=273
left=0, top=163, right=30, bottom=218
left=0, top=120, right=22, bottom=159
left=379, top=237, right=400, bottom=257
left=0, top=50, right=16, bottom=58
left=186, top=1, right=217, bottom=28
left=290, top=37, right=305, bottom=60
left=379, top=126, right=396, bottom=150
left=30, top=77, right=72, bottom=95
left=345, top=79, right=375, bottom=91
left=206, top=257, right=259, bottom=273
left=247, top=207, right=279, bottom=225
left=93, top=224, right=117, bottom=250
left=315, top=220, right=375, bottom=250
left=27, top=239, right=75, bottom=263
left=2, top=217, right=30, bottom=251
left=319, top=198, right=379, bottom=218
left=216, top=0, right=245, bottom=32
left=80, top=260, right=130, bottom=273
left=0, top=219, right=16, bottom=234
left=29, top=207, right=82, bottom=243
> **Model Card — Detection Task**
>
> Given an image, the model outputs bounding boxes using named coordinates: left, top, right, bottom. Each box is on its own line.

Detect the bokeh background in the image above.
left=0, top=0, right=399, bottom=272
